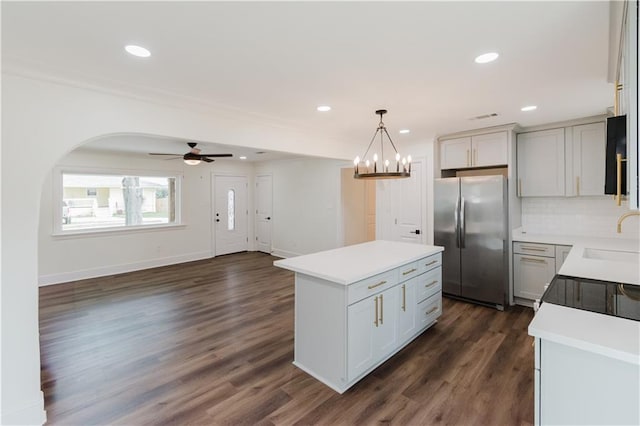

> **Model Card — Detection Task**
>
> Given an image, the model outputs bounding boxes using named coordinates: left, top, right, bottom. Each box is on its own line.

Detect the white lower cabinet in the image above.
left=514, top=242, right=572, bottom=303
left=347, top=286, right=399, bottom=380
left=536, top=338, right=639, bottom=425
left=294, top=252, right=442, bottom=393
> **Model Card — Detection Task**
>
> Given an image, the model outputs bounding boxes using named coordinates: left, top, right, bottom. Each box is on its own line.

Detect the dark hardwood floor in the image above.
left=40, top=252, right=535, bottom=425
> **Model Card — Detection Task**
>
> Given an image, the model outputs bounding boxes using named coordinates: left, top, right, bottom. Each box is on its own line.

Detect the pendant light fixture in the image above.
left=354, top=109, right=411, bottom=179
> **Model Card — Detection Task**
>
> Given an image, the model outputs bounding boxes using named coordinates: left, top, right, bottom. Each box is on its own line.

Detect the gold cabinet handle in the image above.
left=402, top=284, right=406, bottom=312
left=425, top=280, right=438, bottom=288
left=368, top=280, right=387, bottom=290
left=425, top=260, right=438, bottom=267
left=466, top=149, right=470, bottom=167
left=402, top=268, right=417, bottom=276
left=374, top=296, right=379, bottom=327
left=576, top=176, right=580, bottom=196
left=426, top=306, right=439, bottom=316
left=473, top=148, right=477, bottom=166
left=379, top=294, right=384, bottom=324
left=520, top=246, right=547, bottom=252
left=518, top=178, right=522, bottom=197
left=616, top=153, right=627, bottom=206
left=520, top=256, right=547, bottom=264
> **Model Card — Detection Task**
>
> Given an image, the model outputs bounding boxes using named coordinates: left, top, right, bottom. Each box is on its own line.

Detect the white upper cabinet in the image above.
left=567, top=122, right=606, bottom=196
left=472, top=132, right=509, bottom=167
left=440, top=137, right=471, bottom=169
left=517, top=128, right=566, bottom=197
left=440, top=131, right=508, bottom=170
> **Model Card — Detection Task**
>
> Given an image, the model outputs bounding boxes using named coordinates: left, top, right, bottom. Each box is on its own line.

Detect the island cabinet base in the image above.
left=293, top=253, right=442, bottom=393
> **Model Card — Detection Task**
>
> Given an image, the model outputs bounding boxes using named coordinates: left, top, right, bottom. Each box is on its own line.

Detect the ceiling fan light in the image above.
left=184, top=159, right=201, bottom=166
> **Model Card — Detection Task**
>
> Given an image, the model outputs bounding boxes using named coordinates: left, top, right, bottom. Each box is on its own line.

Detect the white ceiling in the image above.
left=1, top=1, right=614, bottom=159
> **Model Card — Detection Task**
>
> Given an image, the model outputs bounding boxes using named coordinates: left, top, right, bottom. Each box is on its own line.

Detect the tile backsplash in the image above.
left=521, top=197, right=640, bottom=239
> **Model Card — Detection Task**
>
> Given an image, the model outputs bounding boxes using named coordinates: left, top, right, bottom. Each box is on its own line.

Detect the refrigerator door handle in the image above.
left=454, top=195, right=460, bottom=248
left=460, top=196, right=466, bottom=248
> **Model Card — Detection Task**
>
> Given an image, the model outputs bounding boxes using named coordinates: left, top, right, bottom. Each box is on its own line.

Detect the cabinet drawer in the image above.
left=416, top=293, right=442, bottom=328
left=513, top=242, right=555, bottom=258
left=348, top=269, right=397, bottom=305
left=398, top=261, right=420, bottom=282
left=418, top=253, right=442, bottom=274
left=417, top=267, right=442, bottom=303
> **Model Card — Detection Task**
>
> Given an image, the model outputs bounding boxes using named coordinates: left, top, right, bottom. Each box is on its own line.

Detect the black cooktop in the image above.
left=542, top=275, right=640, bottom=322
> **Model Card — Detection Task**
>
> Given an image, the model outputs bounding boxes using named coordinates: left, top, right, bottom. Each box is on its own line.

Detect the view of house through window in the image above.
left=61, top=173, right=177, bottom=231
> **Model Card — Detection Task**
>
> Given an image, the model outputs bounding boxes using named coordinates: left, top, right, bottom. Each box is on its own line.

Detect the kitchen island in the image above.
left=274, top=240, right=444, bottom=393
left=528, top=237, right=640, bottom=425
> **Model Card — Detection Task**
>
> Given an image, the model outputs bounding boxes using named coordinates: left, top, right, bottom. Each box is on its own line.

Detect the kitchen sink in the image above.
left=582, top=248, right=640, bottom=263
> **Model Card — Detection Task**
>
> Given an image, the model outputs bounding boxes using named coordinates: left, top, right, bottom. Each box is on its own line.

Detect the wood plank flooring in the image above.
left=40, top=252, right=535, bottom=425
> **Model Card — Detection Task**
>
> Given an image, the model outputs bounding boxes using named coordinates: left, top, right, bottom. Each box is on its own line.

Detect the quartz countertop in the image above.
left=273, top=240, right=443, bottom=285
left=512, top=228, right=639, bottom=285
left=529, top=303, right=640, bottom=365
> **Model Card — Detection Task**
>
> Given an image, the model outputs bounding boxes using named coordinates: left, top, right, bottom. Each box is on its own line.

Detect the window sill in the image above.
left=52, top=223, right=187, bottom=239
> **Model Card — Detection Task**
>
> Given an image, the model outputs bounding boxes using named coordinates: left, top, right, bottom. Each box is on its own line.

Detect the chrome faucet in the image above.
left=616, top=211, right=640, bottom=233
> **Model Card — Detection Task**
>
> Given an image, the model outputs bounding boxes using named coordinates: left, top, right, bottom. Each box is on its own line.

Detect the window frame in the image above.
left=52, top=166, right=184, bottom=237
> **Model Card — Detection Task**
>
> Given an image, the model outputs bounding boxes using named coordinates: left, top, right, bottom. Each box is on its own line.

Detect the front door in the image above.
left=214, top=175, right=248, bottom=256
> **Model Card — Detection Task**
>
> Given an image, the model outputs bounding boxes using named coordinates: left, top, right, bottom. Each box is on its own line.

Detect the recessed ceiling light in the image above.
left=521, top=105, right=538, bottom=112
left=125, top=45, right=151, bottom=58
left=239, top=156, right=247, bottom=160
left=474, top=52, right=499, bottom=64
left=399, top=129, right=410, bottom=134
left=317, top=105, right=331, bottom=112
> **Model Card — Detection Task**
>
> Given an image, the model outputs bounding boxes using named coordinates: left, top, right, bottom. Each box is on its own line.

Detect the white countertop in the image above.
left=512, top=228, right=640, bottom=285
left=273, top=240, right=443, bottom=285
left=529, top=303, right=640, bottom=365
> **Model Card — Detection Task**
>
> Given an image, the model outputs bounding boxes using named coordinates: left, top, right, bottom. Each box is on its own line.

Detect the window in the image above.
left=59, top=172, right=179, bottom=232
left=227, top=189, right=235, bottom=231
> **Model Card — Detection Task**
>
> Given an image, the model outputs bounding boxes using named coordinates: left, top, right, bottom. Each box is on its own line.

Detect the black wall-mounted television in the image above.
left=604, top=115, right=627, bottom=195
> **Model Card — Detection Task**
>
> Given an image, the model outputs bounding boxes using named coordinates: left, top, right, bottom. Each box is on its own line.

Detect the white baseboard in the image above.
left=38, top=251, right=212, bottom=286
left=270, top=248, right=302, bottom=259
left=0, top=391, right=46, bottom=425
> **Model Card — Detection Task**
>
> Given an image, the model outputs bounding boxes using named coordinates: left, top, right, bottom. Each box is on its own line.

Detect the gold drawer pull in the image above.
left=520, top=246, right=547, bottom=252
left=426, top=306, right=439, bottom=316
left=425, top=280, right=438, bottom=288
left=520, top=257, right=547, bottom=264
left=402, top=268, right=417, bottom=276
left=425, top=260, right=438, bottom=267
left=368, top=280, right=387, bottom=290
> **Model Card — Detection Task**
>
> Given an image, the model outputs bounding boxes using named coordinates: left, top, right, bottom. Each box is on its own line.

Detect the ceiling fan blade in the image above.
left=202, top=157, right=215, bottom=163
left=199, top=154, right=233, bottom=157
left=162, top=157, right=182, bottom=161
left=149, top=153, right=181, bottom=156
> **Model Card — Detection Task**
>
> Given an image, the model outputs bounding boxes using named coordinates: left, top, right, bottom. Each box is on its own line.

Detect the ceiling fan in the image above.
left=149, top=142, right=233, bottom=165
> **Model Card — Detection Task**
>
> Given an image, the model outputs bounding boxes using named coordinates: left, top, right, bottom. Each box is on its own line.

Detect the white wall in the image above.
left=254, top=157, right=348, bottom=257
left=38, top=149, right=255, bottom=285
left=521, top=197, right=639, bottom=239
left=1, top=73, right=355, bottom=425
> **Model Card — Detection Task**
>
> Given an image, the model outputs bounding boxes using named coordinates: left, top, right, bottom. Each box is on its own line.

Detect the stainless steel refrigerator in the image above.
left=434, top=176, right=508, bottom=309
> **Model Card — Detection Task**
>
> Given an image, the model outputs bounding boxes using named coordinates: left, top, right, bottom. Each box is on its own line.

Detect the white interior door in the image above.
left=255, top=174, right=273, bottom=253
left=214, top=175, right=248, bottom=256
left=376, top=161, right=424, bottom=244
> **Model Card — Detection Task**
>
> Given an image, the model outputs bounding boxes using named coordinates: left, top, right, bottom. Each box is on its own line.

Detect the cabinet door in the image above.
left=514, top=254, right=556, bottom=300
left=398, top=278, right=417, bottom=343
left=517, top=128, right=566, bottom=197
left=347, top=287, right=398, bottom=380
left=569, top=122, right=606, bottom=196
left=347, top=296, right=377, bottom=380
left=440, top=137, right=471, bottom=169
left=472, top=132, right=508, bottom=167
left=554, top=245, right=572, bottom=274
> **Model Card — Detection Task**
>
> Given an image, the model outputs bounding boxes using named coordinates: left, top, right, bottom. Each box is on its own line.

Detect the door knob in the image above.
left=215, top=219, right=220, bottom=222
left=266, top=217, right=271, bottom=220
left=410, top=229, right=421, bottom=235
